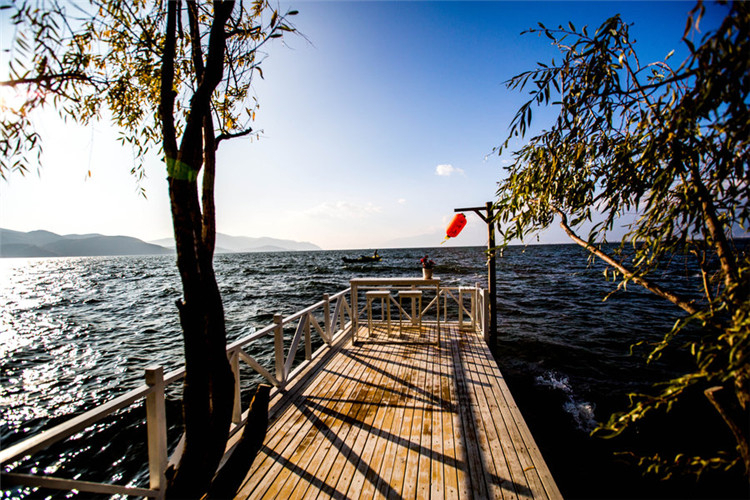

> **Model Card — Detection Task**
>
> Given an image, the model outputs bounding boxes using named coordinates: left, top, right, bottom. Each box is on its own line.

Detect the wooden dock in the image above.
left=1, top=282, right=561, bottom=499
left=235, top=322, right=562, bottom=499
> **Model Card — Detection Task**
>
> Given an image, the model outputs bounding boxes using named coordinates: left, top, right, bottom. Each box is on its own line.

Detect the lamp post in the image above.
left=454, top=202, right=497, bottom=354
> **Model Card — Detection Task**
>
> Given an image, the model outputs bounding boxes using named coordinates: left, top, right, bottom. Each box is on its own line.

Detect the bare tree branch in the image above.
left=550, top=204, right=700, bottom=316
left=215, top=126, right=254, bottom=148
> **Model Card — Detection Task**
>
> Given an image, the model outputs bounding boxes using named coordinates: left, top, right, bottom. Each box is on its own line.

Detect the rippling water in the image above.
left=1, top=246, right=745, bottom=498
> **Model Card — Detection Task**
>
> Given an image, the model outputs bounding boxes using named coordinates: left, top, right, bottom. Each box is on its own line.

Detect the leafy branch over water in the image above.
left=1, top=0, right=298, bottom=496
left=494, top=0, right=749, bottom=481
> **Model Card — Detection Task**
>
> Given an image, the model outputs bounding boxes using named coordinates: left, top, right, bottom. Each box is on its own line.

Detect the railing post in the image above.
left=482, top=289, right=490, bottom=342
left=304, top=313, right=312, bottom=360
left=350, top=281, right=358, bottom=343
left=443, top=288, right=448, bottom=322
left=475, top=282, right=481, bottom=329
left=340, top=295, right=346, bottom=332
left=145, top=366, right=167, bottom=500
left=458, top=287, right=465, bottom=329
left=410, top=285, right=417, bottom=325
left=323, top=294, right=331, bottom=344
left=229, top=349, right=241, bottom=425
left=273, top=314, right=286, bottom=389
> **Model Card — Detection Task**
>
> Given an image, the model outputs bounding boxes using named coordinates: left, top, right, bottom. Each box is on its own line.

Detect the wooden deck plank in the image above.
left=371, top=340, right=429, bottom=499
left=466, top=346, right=512, bottom=499
left=430, top=344, right=445, bottom=500
left=439, top=342, right=460, bottom=500
left=256, top=343, right=354, bottom=455
left=445, top=334, right=471, bottom=500
left=412, top=342, right=435, bottom=500
left=408, top=329, right=441, bottom=500
left=384, top=327, right=433, bottom=498
left=468, top=336, right=533, bottom=499
left=461, top=331, right=525, bottom=500
left=469, top=331, right=562, bottom=500
left=449, top=334, right=491, bottom=499
left=281, top=342, right=390, bottom=499
left=318, top=342, right=404, bottom=499
left=355, top=345, right=413, bottom=499
left=324, top=342, right=393, bottom=497
left=234, top=322, right=561, bottom=500
left=259, top=345, right=360, bottom=490
left=344, top=343, right=412, bottom=497
left=236, top=343, right=368, bottom=498
left=272, top=346, right=371, bottom=498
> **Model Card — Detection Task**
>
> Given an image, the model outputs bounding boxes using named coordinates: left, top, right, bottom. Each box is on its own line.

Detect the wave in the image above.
left=2, top=245, right=738, bottom=498
left=535, top=371, right=598, bottom=433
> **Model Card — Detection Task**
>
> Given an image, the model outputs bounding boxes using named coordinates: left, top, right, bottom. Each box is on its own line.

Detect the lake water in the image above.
left=1, top=246, right=746, bottom=498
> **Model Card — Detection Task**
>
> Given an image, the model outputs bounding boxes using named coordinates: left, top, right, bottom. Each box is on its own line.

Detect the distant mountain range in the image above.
left=0, top=228, right=320, bottom=258
left=0, top=228, right=172, bottom=258
left=149, top=233, right=321, bottom=253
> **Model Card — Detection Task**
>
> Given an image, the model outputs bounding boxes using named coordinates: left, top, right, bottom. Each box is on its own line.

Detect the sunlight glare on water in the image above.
left=1, top=247, right=744, bottom=498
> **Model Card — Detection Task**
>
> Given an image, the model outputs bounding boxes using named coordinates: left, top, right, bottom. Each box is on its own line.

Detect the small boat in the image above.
left=342, top=255, right=382, bottom=264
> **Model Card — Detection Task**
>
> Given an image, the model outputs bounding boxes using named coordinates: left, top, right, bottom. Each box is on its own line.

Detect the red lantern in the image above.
left=445, top=213, right=467, bottom=239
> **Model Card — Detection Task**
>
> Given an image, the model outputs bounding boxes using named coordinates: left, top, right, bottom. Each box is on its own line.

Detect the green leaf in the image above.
left=494, top=3, right=750, bottom=480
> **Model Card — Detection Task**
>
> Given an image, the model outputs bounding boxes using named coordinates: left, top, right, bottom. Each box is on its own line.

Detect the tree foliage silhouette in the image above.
left=1, top=0, right=297, bottom=495
left=495, top=1, right=749, bottom=480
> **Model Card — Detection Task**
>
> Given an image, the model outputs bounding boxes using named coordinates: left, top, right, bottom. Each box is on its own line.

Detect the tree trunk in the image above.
left=158, top=1, right=260, bottom=495
left=166, top=177, right=236, bottom=498
left=206, top=385, right=271, bottom=498
left=704, top=385, right=750, bottom=481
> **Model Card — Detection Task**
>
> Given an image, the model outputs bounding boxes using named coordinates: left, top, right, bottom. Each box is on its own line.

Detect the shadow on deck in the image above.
left=234, top=322, right=562, bottom=499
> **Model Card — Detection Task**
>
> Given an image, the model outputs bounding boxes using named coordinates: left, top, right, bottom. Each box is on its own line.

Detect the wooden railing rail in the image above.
left=0, top=288, right=355, bottom=499
left=1, top=281, right=486, bottom=498
left=439, top=284, right=484, bottom=328
left=227, top=288, right=353, bottom=391
left=0, top=388, right=150, bottom=467
left=349, top=279, right=489, bottom=347
left=478, top=287, right=490, bottom=341
left=226, top=323, right=277, bottom=352
left=1, top=367, right=168, bottom=499
left=350, top=283, right=481, bottom=325
left=331, top=289, right=352, bottom=340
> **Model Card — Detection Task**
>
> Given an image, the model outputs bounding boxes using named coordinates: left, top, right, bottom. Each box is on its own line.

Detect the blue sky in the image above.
left=0, top=1, right=725, bottom=249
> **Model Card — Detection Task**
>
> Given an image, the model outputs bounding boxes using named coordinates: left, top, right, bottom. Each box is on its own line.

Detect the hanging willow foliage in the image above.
left=494, top=1, right=749, bottom=480
left=1, top=1, right=297, bottom=496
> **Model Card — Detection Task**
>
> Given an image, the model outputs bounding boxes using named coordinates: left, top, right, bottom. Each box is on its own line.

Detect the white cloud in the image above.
left=299, top=200, right=383, bottom=220
left=435, top=164, right=464, bottom=176
left=398, top=198, right=407, bottom=205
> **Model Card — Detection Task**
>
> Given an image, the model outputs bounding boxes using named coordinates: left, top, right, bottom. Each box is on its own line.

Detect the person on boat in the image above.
left=373, top=250, right=379, bottom=259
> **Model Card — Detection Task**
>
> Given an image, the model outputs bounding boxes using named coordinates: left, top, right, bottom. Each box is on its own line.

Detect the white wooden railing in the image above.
left=0, top=282, right=489, bottom=498
left=440, top=283, right=490, bottom=341
left=349, top=278, right=489, bottom=344
left=0, top=288, right=355, bottom=499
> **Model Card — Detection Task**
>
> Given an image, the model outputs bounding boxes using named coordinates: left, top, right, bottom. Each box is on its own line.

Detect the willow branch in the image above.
left=178, top=0, right=233, bottom=162
left=691, top=247, right=716, bottom=314
left=550, top=205, right=699, bottom=316
left=704, top=386, right=750, bottom=477
left=687, top=163, right=740, bottom=291
left=186, top=0, right=205, bottom=79
left=1, top=73, right=89, bottom=87
left=159, top=0, right=178, bottom=159
left=226, top=27, right=261, bottom=38
left=201, top=114, right=217, bottom=257
left=215, top=127, right=253, bottom=149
